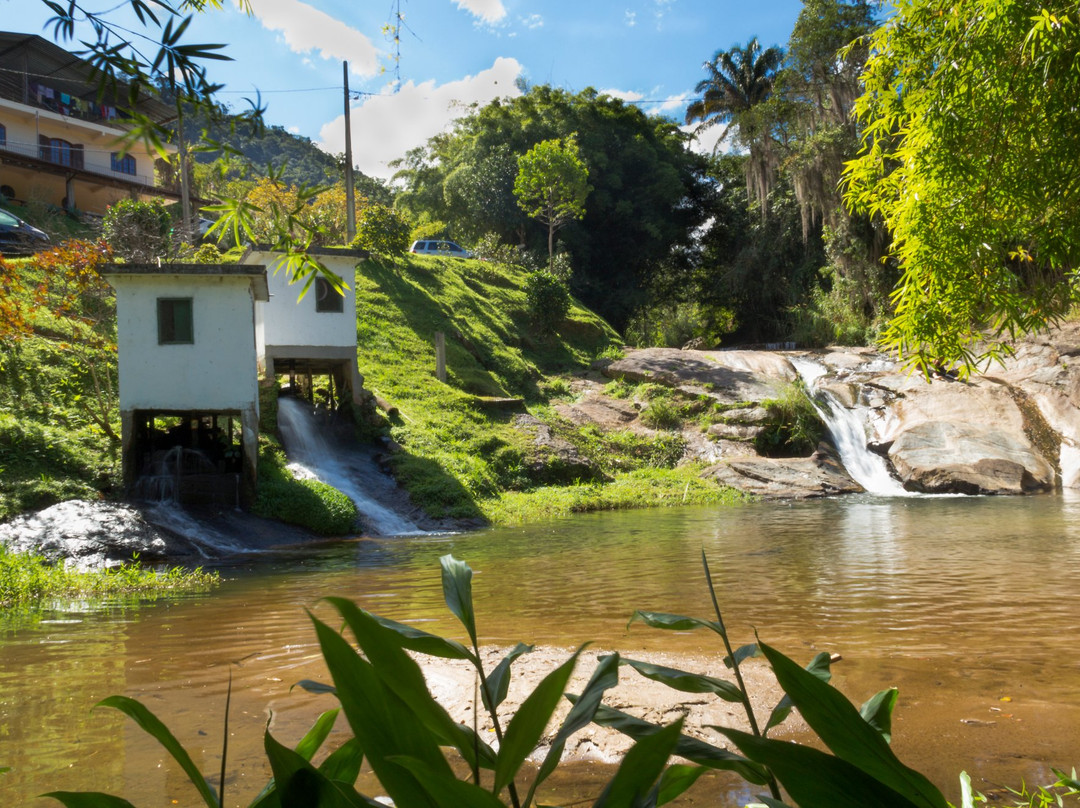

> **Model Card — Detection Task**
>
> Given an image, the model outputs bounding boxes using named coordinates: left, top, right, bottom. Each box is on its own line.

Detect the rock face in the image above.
left=605, top=348, right=795, bottom=402
left=0, top=501, right=191, bottom=570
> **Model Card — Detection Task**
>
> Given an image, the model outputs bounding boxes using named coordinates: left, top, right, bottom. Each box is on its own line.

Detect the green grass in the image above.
left=0, top=543, right=218, bottom=608
left=252, top=437, right=358, bottom=535
left=485, top=467, right=748, bottom=524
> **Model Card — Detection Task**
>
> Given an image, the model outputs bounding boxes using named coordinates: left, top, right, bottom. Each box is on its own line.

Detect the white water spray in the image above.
left=276, top=397, right=423, bottom=536
left=790, top=357, right=913, bottom=497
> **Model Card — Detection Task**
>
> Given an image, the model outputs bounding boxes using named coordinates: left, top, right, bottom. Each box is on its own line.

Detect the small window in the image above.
left=314, top=277, right=343, bottom=313
left=0, top=123, right=6, bottom=147
left=111, top=152, right=136, bottom=175
left=158, top=298, right=193, bottom=344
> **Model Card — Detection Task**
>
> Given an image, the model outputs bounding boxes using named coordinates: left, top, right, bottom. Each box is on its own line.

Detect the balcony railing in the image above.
left=0, top=136, right=157, bottom=188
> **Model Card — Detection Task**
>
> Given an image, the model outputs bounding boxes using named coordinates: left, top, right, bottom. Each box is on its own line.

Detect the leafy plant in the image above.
left=524, top=270, right=571, bottom=334
left=351, top=203, right=411, bottom=257
left=102, top=199, right=172, bottom=262
left=754, top=380, right=824, bottom=457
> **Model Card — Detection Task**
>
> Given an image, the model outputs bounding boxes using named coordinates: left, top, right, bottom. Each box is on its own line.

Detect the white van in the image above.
left=409, top=240, right=471, bottom=259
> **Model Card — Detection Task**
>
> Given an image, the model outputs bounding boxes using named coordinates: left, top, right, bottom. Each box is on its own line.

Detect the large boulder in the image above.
left=701, top=445, right=861, bottom=499
left=871, top=375, right=1055, bottom=494
left=604, top=348, right=795, bottom=404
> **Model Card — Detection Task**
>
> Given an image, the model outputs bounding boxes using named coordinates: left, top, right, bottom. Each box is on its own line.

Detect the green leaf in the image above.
left=958, top=771, right=976, bottom=808
left=717, top=727, right=922, bottom=808
left=656, top=764, right=707, bottom=806
left=482, top=642, right=534, bottom=715
left=493, top=646, right=583, bottom=794
left=860, top=688, right=899, bottom=745
left=583, top=701, right=769, bottom=785
left=527, top=652, right=622, bottom=805
left=318, top=738, right=365, bottom=785
left=440, top=554, right=478, bottom=646
left=40, top=794, right=136, bottom=808
left=389, top=756, right=507, bottom=808
left=365, top=613, right=473, bottom=660
left=724, top=643, right=760, bottom=670
left=627, top=610, right=722, bottom=635
left=310, top=613, right=447, bottom=807
left=324, top=598, right=491, bottom=771
left=294, top=709, right=340, bottom=760
left=94, top=695, right=218, bottom=807
left=593, top=718, right=683, bottom=808
left=264, top=729, right=381, bottom=808
left=764, top=651, right=833, bottom=735
left=293, top=679, right=337, bottom=696
left=758, top=642, right=946, bottom=808
left=619, top=657, right=743, bottom=702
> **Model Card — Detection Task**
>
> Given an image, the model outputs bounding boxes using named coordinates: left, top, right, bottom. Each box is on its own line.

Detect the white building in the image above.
left=0, top=32, right=180, bottom=215
left=103, top=263, right=269, bottom=506
left=245, top=247, right=366, bottom=406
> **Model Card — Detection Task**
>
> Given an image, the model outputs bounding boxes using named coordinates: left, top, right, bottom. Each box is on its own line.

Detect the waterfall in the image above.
left=276, top=397, right=424, bottom=536
left=790, top=358, right=913, bottom=497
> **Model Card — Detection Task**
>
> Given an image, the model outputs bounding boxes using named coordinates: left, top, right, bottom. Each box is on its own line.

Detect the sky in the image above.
left=9, top=0, right=806, bottom=180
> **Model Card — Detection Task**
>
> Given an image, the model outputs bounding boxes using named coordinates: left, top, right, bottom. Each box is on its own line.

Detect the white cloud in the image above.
left=453, top=0, right=507, bottom=24
left=625, top=10, right=637, bottom=27
left=657, top=92, right=689, bottom=115
left=245, top=0, right=380, bottom=76
left=600, top=88, right=643, bottom=103
left=318, top=57, right=524, bottom=181
left=520, top=14, right=543, bottom=29
left=683, top=123, right=735, bottom=156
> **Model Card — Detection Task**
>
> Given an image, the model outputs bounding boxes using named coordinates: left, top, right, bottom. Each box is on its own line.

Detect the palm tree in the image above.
left=685, top=37, right=784, bottom=138
left=686, top=37, right=784, bottom=210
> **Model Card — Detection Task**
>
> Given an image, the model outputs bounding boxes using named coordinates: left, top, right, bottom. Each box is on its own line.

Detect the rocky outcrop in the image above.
left=604, top=348, right=795, bottom=403
left=511, top=413, right=608, bottom=485
left=702, top=445, right=862, bottom=499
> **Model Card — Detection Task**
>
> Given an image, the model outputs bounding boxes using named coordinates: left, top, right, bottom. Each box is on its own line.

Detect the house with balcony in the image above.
left=0, top=31, right=181, bottom=216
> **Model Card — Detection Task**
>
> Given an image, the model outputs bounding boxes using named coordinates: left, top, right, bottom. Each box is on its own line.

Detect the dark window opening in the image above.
left=315, top=276, right=344, bottom=313
left=158, top=298, right=193, bottom=344
left=0, top=123, right=6, bottom=147
left=111, top=152, right=136, bottom=175
left=38, top=136, right=84, bottom=169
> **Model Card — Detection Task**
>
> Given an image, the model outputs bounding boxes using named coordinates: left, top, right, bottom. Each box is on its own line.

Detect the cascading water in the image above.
left=276, top=396, right=423, bottom=536
left=790, top=357, right=913, bottom=497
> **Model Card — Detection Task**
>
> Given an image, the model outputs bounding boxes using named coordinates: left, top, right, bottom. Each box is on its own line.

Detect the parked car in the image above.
left=409, top=239, right=471, bottom=259
left=0, top=209, right=50, bottom=255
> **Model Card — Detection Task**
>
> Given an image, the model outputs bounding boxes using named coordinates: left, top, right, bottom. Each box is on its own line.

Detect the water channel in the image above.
left=3, top=494, right=1080, bottom=806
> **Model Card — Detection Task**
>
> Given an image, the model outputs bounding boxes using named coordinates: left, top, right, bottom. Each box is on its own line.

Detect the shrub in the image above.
left=252, top=440, right=357, bottom=535
left=102, top=199, right=171, bottom=262
left=755, top=380, right=825, bottom=457
left=525, top=270, right=571, bottom=334
left=638, top=399, right=683, bottom=431
left=192, top=242, right=223, bottom=264
left=351, top=203, right=411, bottom=257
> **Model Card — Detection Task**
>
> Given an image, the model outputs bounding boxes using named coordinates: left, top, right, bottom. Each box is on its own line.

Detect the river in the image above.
left=3, top=494, right=1080, bottom=806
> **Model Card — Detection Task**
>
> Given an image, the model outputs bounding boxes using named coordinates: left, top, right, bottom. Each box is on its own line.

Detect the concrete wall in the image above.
left=110, top=273, right=260, bottom=412
left=247, top=249, right=359, bottom=356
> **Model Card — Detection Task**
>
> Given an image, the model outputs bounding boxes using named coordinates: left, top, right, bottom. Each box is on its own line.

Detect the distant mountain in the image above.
left=179, top=104, right=391, bottom=202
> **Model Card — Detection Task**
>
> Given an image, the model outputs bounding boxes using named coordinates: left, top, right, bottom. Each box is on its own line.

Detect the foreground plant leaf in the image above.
left=656, top=763, right=708, bottom=806
left=593, top=718, right=684, bottom=808
left=582, top=701, right=769, bottom=785
left=860, top=688, right=900, bottom=745
left=717, top=726, right=921, bottom=808
left=758, top=642, right=947, bottom=808
left=764, top=651, right=833, bottom=735
left=311, top=612, right=451, bottom=807
left=527, top=652, right=622, bottom=806
left=618, top=656, right=743, bottom=702
left=440, top=554, right=478, bottom=647
left=264, top=730, right=380, bottom=808
left=390, top=756, right=507, bottom=808
left=494, top=646, right=584, bottom=795
left=484, top=642, right=535, bottom=713
left=326, top=597, right=495, bottom=771
left=94, top=695, right=219, bottom=807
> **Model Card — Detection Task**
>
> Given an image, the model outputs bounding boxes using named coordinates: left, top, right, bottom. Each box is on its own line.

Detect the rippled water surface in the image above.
left=4, top=494, right=1080, bottom=805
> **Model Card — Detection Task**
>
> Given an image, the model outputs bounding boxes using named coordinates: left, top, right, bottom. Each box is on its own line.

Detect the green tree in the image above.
left=394, top=85, right=710, bottom=330
left=685, top=37, right=784, bottom=206
left=844, top=0, right=1080, bottom=375
left=513, top=136, right=591, bottom=271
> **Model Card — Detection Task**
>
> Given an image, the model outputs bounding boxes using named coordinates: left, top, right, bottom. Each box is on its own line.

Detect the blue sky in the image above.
left=10, top=0, right=805, bottom=179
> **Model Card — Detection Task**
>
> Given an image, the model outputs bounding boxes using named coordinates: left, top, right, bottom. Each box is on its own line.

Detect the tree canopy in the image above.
left=513, top=136, right=591, bottom=269
left=845, top=0, right=1080, bottom=374
left=394, top=85, right=711, bottom=330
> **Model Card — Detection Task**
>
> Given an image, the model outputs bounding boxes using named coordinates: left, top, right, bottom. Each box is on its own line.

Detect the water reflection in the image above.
left=3, top=495, right=1080, bottom=805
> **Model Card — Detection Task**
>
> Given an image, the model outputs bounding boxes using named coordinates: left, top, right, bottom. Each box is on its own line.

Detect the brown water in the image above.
left=3, top=494, right=1080, bottom=806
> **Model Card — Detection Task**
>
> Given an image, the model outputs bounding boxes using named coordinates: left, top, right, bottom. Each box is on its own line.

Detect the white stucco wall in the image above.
left=247, top=250, right=358, bottom=356
left=108, top=273, right=260, bottom=412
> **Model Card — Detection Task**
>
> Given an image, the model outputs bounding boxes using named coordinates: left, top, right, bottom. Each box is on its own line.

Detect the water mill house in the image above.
left=103, top=262, right=269, bottom=507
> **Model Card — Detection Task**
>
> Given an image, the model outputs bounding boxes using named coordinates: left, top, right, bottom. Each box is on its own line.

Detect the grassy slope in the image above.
left=354, top=254, right=743, bottom=523
left=0, top=248, right=742, bottom=525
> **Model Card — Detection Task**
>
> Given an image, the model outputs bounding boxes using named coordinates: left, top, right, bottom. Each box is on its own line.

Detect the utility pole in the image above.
left=343, top=61, right=356, bottom=243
